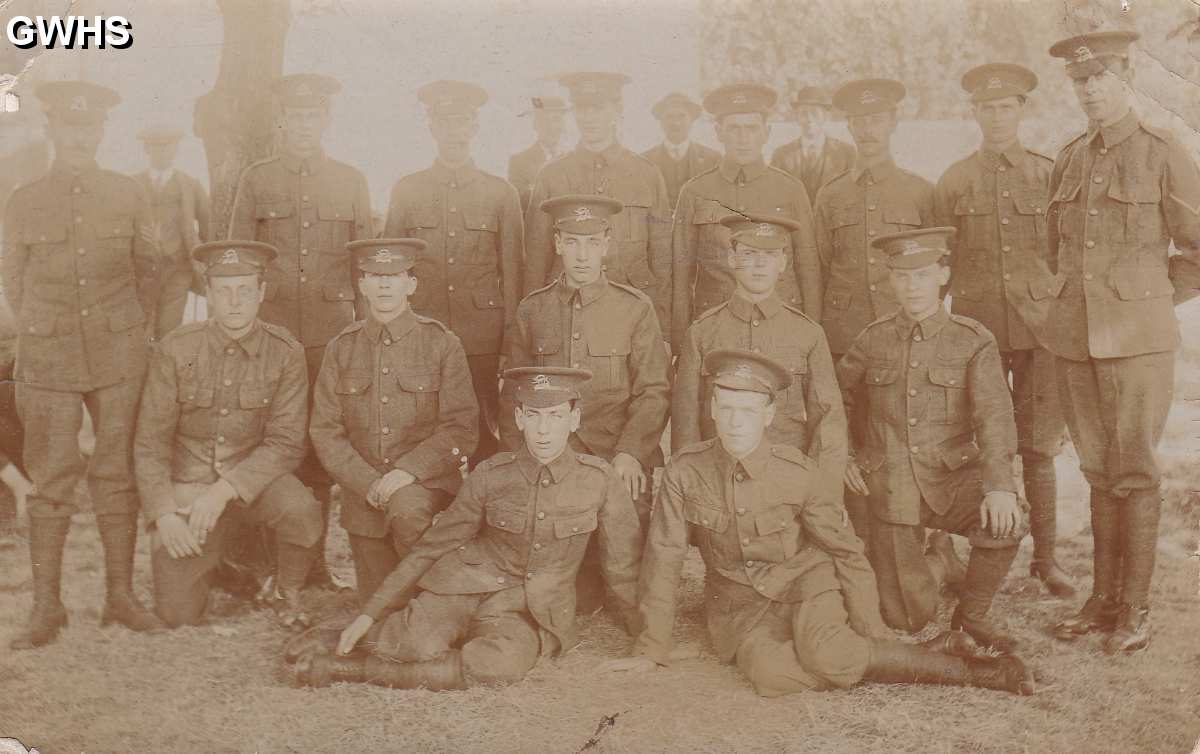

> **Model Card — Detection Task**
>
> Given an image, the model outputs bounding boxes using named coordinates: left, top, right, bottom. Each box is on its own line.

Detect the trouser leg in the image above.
left=384, top=485, right=449, bottom=562
left=348, top=534, right=400, bottom=606
left=9, top=515, right=71, bottom=650
left=866, top=515, right=940, bottom=634
left=460, top=588, right=542, bottom=687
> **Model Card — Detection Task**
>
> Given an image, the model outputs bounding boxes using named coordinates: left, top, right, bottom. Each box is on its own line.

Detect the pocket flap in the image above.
left=108, top=300, right=146, bottom=332
left=323, top=282, right=354, bottom=302
left=1051, top=181, right=1080, bottom=204
left=824, top=288, right=852, bottom=311
left=587, top=336, right=632, bottom=357
left=317, top=200, right=354, bottom=221
left=472, top=288, right=502, bottom=309
left=239, top=382, right=274, bottom=409
left=462, top=206, right=499, bottom=232
left=691, top=200, right=725, bottom=225
left=177, top=383, right=215, bottom=408
left=554, top=510, right=598, bottom=539
left=486, top=506, right=526, bottom=534
left=1029, top=275, right=1066, bottom=301
left=532, top=331, right=561, bottom=356
left=397, top=370, right=441, bottom=393
left=777, top=353, right=809, bottom=376
left=928, top=366, right=967, bottom=388
left=683, top=502, right=729, bottom=533
left=1107, top=178, right=1161, bottom=204
left=1113, top=268, right=1174, bottom=301
left=623, top=256, right=656, bottom=289
left=23, top=219, right=67, bottom=244
left=941, top=440, right=980, bottom=470
left=335, top=369, right=372, bottom=395
left=255, top=200, right=293, bottom=220
left=830, top=205, right=860, bottom=228
left=882, top=202, right=921, bottom=226
left=953, top=195, right=993, bottom=216
left=407, top=207, right=440, bottom=229
left=1012, top=192, right=1046, bottom=216
left=19, top=308, right=57, bottom=337
left=865, top=365, right=898, bottom=386
left=755, top=506, right=792, bottom=536
left=96, top=216, right=134, bottom=239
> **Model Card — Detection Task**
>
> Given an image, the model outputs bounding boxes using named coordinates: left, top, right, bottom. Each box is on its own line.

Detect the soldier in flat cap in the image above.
left=291, top=367, right=642, bottom=691
left=1043, top=30, right=1200, bottom=653
left=132, top=125, right=212, bottom=339
left=384, top=80, right=523, bottom=470
left=641, top=92, right=719, bottom=210
left=508, top=97, right=569, bottom=212
left=503, top=195, right=669, bottom=613
left=770, top=86, right=857, bottom=204
left=933, top=63, right=1074, bottom=598
left=523, top=72, right=674, bottom=345
left=310, top=240, right=479, bottom=604
left=3, top=81, right=166, bottom=649
left=134, top=241, right=321, bottom=628
left=838, top=227, right=1025, bottom=652
left=673, top=213, right=846, bottom=501
left=605, top=348, right=1034, bottom=697
left=229, top=72, right=372, bottom=590
left=672, top=82, right=822, bottom=353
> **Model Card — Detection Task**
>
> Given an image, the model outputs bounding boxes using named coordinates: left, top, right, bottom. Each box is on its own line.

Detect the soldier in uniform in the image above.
left=508, top=96, right=569, bottom=213
left=672, top=82, right=821, bottom=350
left=672, top=213, right=845, bottom=498
left=229, top=73, right=372, bottom=590
left=0, top=321, right=30, bottom=548
left=604, top=349, right=1034, bottom=697
left=838, top=227, right=1025, bottom=652
left=503, top=195, right=669, bottom=611
left=770, top=86, right=856, bottom=205
left=132, top=125, right=212, bottom=339
left=292, top=367, right=642, bottom=690
left=134, top=241, right=321, bottom=628
left=641, top=92, right=719, bottom=210
left=523, top=72, right=673, bottom=344
left=310, top=239, right=479, bottom=604
left=384, top=80, right=523, bottom=469
left=3, top=81, right=165, bottom=649
left=1044, top=31, right=1200, bottom=653
left=933, top=63, right=1074, bottom=598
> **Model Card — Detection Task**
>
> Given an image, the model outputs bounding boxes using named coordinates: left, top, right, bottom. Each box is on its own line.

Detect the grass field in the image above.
left=2, top=324, right=1199, bottom=754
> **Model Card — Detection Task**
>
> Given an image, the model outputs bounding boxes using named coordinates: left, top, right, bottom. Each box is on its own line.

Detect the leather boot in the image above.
left=1104, top=605, right=1151, bottom=654
left=283, top=625, right=344, bottom=664
left=96, top=513, right=166, bottom=632
left=925, top=531, right=967, bottom=591
left=304, top=486, right=352, bottom=592
left=296, top=650, right=466, bottom=691
left=1024, top=457, right=1076, bottom=598
left=863, top=639, right=1034, bottom=695
left=1052, top=594, right=1120, bottom=640
left=919, top=630, right=988, bottom=660
left=950, top=544, right=1018, bottom=653
left=10, top=515, right=71, bottom=650
left=271, top=541, right=316, bottom=630
left=1103, top=490, right=1159, bottom=654
left=1053, top=489, right=1122, bottom=640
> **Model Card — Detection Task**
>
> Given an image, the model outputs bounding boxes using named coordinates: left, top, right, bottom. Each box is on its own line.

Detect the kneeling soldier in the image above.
left=292, top=367, right=642, bottom=689
left=134, top=241, right=322, bottom=628
left=605, top=349, right=1033, bottom=696
left=838, top=227, right=1024, bottom=652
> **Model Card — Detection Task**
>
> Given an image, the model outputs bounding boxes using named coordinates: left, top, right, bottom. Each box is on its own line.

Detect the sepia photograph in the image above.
left=0, top=0, right=1199, bottom=751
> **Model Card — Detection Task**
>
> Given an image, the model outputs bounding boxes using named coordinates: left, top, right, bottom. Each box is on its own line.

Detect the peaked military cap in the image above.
left=36, top=81, right=120, bottom=125
left=193, top=240, right=278, bottom=277
left=519, top=95, right=569, bottom=117
left=505, top=366, right=592, bottom=408
left=789, top=85, right=833, bottom=110
left=651, top=92, right=703, bottom=120
left=558, top=72, right=632, bottom=106
left=271, top=73, right=342, bottom=108
left=832, top=78, right=906, bottom=117
left=1050, top=30, right=1140, bottom=79
left=137, top=125, right=185, bottom=144
left=871, top=227, right=956, bottom=270
left=719, top=213, right=802, bottom=251
left=540, top=194, right=623, bottom=235
left=418, top=80, right=489, bottom=116
left=705, top=349, right=791, bottom=397
left=347, top=239, right=425, bottom=274
left=703, top=82, right=778, bottom=118
left=961, top=63, right=1038, bottom=103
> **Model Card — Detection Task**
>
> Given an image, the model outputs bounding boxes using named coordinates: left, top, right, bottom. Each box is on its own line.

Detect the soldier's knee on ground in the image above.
left=737, top=642, right=819, bottom=698
left=460, top=635, right=536, bottom=687
left=155, top=592, right=207, bottom=629
left=793, top=619, right=869, bottom=690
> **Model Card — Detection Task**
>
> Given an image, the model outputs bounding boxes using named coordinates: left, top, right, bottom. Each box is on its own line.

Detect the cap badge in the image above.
left=69, top=95, right=88, bottom=112
left=296, top=82, right=312, bottom=97
left=732, top=93, right=748, bottom=105
left=372, top=249, right=395, bottom=264
left=859, top=89, right=879, bottom=105
left=532, top=374, right=552, bottom=390
left=1075, top=45, right=1094, bottom=62
left=732, top=364, right=753, bottom=380
left=987, top=76, right=1003, bottom=89
left=898, top=239, right=924, bottom=255
left=755, top=223, right=775, bottom=237
left=573, top=206, right=594, bottom=222
left=532, top=97, right=544, bottom=108
left=219, top=249, right=241, bottom=265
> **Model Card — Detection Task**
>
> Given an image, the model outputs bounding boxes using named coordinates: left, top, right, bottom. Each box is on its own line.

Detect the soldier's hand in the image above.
left=980, top=490, right=1020, bottom=540
left=157, top=513, right=202, bottom=559
left=843, top=461, right=870, bottom=497
left=337, top=614, right=375, bottom=656
left=370, top=469, right=417, bottom=508
left=189, top=480, right=235, bottom=546
left=598, top=656, right=658, bottom=674
left=612, top=452, right=646, bottom=500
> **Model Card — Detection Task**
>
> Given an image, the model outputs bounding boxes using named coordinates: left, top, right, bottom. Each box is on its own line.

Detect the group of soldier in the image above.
left=3, top=26, right=1198, bottom=701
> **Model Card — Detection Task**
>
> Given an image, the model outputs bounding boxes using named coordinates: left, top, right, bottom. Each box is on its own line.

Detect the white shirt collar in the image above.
left=664, top=139, right=691, bottom=162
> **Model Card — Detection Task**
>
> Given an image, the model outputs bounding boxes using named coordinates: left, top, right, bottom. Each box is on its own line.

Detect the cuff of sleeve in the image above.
left=217, top=467, right=266, bottom=505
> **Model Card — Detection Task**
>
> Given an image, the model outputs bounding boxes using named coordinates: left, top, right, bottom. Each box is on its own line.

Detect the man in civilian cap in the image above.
left=641, top=92, right=719, bottom=210
left=134, top=240, right=322, bottom=629
left=604, top=348, right=1034, bottom=697
left=523, top=72, right=673, bottom=344
left=933, top=63, right=1074, bottom=598
left=672, top=82, right=822, bottom=353
left=508, top=96, right=569, bottom=212
left=503, top=194, right=669, bottom=613
left=770, top=86, right=856, bottom=204
left=838, top=227, right=1025, bottom=653
left=132, top=125, right=212, bottom=339
left=4, top=81, right=165, bottom=649
left=310, top=239, right=479, bottom=604
left=673, top=213, right=846, bottom=502
left=384, top=80, right=523, bottom=469
left=229, top=72, right=372, bottom=591
left=1043, top=30, right=1200, bottom=653
left=291, top=367, right=642, bottom=691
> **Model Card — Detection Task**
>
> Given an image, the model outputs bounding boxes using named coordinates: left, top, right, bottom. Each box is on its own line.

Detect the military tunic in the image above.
left=770, top=137, right=856, bottom=208
left=641, top=142, right=720, bottom=211
left=1044, top=111, right=1200, bottom=495
left=2, top=162, right=156, bottom=517
left=671, top=160, right=821, bottom=348
left=814, top=160, right=935, bottom=357
left=633, top=439, right=884, bottom=696
left=360, top=447, right=641, bottom=685
left=522, top=144, right=673, bottom=336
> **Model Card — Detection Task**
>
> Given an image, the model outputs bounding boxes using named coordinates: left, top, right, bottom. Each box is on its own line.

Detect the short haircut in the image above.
left=712, top=383, right=775, bottom=406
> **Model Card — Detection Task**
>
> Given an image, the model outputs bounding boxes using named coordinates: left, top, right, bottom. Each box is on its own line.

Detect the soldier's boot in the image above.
left=10, top=515, right=71, bottom=650
left=950, top=544, right=1018, bottom=654
left=863, top=639, right=1035, bottom=695
left=96, top=513, right=167, bottom=633
left=283, top=625, right=345, bottom=664
left=1104, top=490, right=1159, bottom=654
left=270, top=542, right=316, bottom=631
left=0, top=485, right=19, bottom=550
left=925, top=530, right=967, bottom=592
left=1053, top=489, right=1122, bottom=640
left=919, top=630, right=989, bottom=660
left=296, top=650, right=466, bottom=691
left=1024, top=457, right=1076, bottom=598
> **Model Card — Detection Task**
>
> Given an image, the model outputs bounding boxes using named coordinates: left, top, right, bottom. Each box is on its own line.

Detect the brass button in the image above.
left=735, top=472, right=745, bottom=482
left=1089, top=208, right=1099, bottom=216
left=497, top=576, right=505, bottom=584
left=1003, top=273, right=1011, bottom=281
left=737, top=507, right=747, bottom=515
left=526, top=572, right=534, bottom=580
left=301, top=248, right=309, bottom=256
left=540, top=478, right=550, bottom=487
left=701, top=518, right=709, bottom=526
left=913, top=334, right=922, bottom=342
left=220, top=408, right=229, bottom=416
left=1085, top=273, right=1094, bottom=281
left=452, top=448, right=460, bottom=456
left=742, top=538, right=750, bottom=546
left=383, top=458, right=391, bottom=465
left=868, top=257, right=876, bottom=265
left=1100, top=147, right=1108, bottom=155
left=300, top=275, right=307, bottom=283
left=384, top=338, right=392, bottom=346
left=533, top=543, right=542, bottom=550
left=756, top=584, right=766, bottom=592
left=745, top=560, right=755, bottom=568
left=537, top=511, right=546, bottom=520
left=867, top=229, right=876, bottom=237
left=1000, top=217, right=1010, bottom=225
left=498, top=520, right=507, bottom=527
left=998, top=166, right=1006, bottom=173
left=869, top=284, right=877, bottom=292
left=908, top=388, right=917, bottom=397
left=72, top=186, right=81, bottom=194
left=908, top=417, right=917, bottom=426
left=78, top=278, right=86, bottom=286
left=450, top=182, right=457, bottom=189
left=303, top=221, right=311, bottom=228
left=751, top=320, right=759, bottom=327
left=909, top=360, right=918, bottom=368
left=223, top=379, right=232, bottom=387
left=447, top=258, right=454, bottom=264
left=910, top=445, right=919, bottom=453
left=571, top=526, right=579, bottom=533
left=572, top=332, right=580, bottom=340
left=302, top=194, right=309, bottom=202
left=1085, top=240, right=1096, bottom=248
left=226, top=347, right=235, bottom=355
left=1001, top=245, right=1011, bottom=253
left=449, top=207, right=457, bottom=213
left=382, top=367, right=390, bottom=374
left=381, top=396, right=389, bottom=404
left=382, top=427, right=391, bottom=435
left=217, top=435, right=226, bottom=444
left=868, top=204, right=877, bottom=211
left=81, top=308, right=89, bottom=316
left=1001, top=190, right=1010, bottom=198
left=449, top=231, right=457, bottom=238
left=1093, top=176, right=1104, bottom=184
left=77, top=248, right=86, bottom=255
left=447, top=285, right=455, bottom=292
left=74, top=216, right=83, bottom=223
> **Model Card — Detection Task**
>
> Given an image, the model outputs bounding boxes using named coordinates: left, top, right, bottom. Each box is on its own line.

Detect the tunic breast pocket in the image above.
left=754, top=505, right=797, bottom=563
left=775, top=352, right=809, bottom=422
left=683, top=501, right=729, bottom=535
left=1011, top=191, right=1048, bottom=250
left=318, top=200, right=355, bottom=250
left=406, top=207, right=441, bottom=248
left=176, top=381, right=215, bottom=439
left=461, top=205, right=500, bottom=267
left=624, top=204, right=649, bottom=244
left=1106, top=178, right=1163, bottom=245
left=829, top=206, right=860, bottom=252
left=95, top=215, right=134, bottom=262
left=586, top=336, right=631, bottom=393
left=553, top=508, right=599, bottom=559
left=865, top=362, right=900, bottom=422
left=255, top=199, right=294, bottom=246
left=396, top=369, right=441, bottom=427
left=238, top=380, right=277, bottom=433
left=334, top=369, right=373, bottom=429
left=927, top=365, right=968, bottom=424
left=882, top=201, right=922, bottom=230
left=952, top=194, right=994, bottom=254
